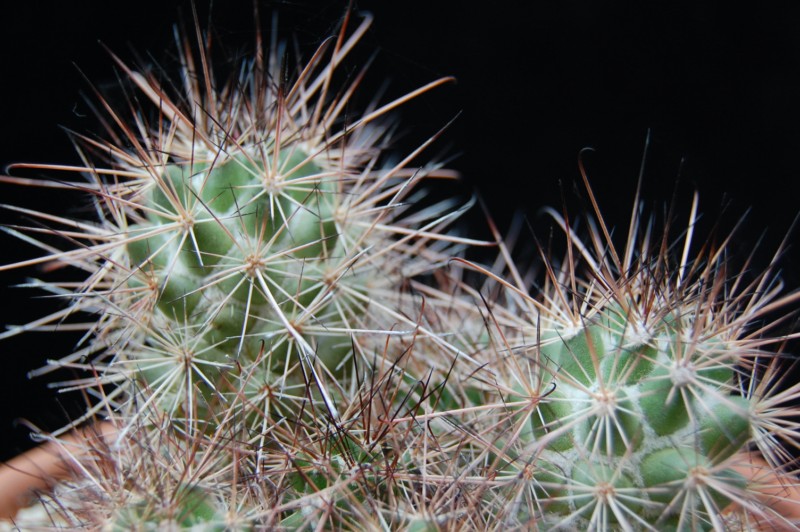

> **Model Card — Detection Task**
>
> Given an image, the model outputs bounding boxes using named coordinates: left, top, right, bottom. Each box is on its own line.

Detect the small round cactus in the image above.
left=1, top=11, right=461, bottom=433
left=452, top=189, right=800, bottom=529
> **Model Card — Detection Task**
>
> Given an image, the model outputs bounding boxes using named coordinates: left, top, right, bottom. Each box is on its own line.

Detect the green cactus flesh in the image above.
left=125, top=149, right=363, bottom=412
left=109, top=485, right=225, bottom=531
left=507, top=302, right=752, bottom=527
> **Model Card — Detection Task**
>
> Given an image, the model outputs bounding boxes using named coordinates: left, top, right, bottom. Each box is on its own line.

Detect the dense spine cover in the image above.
left=1, top=8, right=799, bottom=531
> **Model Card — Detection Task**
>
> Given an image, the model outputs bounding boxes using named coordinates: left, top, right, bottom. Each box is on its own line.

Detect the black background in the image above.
left=2, top=1, right=800, bottom=459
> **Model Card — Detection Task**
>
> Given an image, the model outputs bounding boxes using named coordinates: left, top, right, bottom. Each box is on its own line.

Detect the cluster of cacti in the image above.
left=2, top=9, right=800, bottom=531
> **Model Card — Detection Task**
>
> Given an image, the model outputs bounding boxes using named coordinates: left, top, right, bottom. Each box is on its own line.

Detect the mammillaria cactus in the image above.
left=1, top=10, right=463, bottom=430
left=443, top=181, right=800, bottom=529
left=2, top=5, right=800, bottom=531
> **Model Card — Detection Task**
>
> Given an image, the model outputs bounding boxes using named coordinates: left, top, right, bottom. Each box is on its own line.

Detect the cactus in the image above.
left=0, top=11, right=464, bottom=432
left=442, top=187, right=800, bottom=530
left=2, top=7, right=800, bottom=532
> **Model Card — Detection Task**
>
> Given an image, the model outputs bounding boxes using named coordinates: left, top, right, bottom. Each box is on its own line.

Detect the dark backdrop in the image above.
left=2, top=1, right=799, bottom=459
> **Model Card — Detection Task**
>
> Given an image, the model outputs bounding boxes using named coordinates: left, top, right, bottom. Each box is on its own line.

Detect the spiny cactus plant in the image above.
left=435, top=177, right=800, bottom=530
left=2, top=6, right=800, bottom=532
left=1, top=10, right=464, bottom=433
left=0, top=9, right=474, bottom=529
